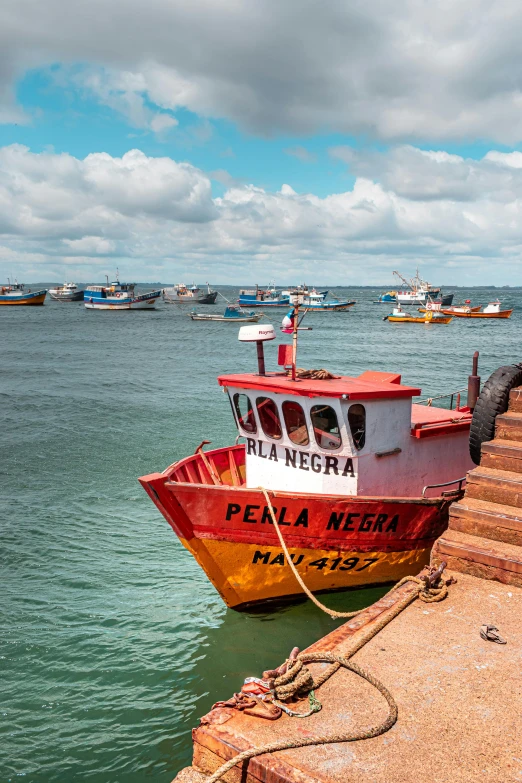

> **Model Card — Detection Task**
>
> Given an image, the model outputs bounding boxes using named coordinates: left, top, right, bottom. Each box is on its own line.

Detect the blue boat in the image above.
left=374, top=291, right=397, bottom=304
left=0, top=281, right=47, bottom=306
left=189, top=305, right=264, bottom=322
left=238, top=284, right=328, bottom=308
left=238, top=284, right=290, bottom=308
left=291, top=291, right=356, bottom=311
left=84, top=275, right=161, bottom=310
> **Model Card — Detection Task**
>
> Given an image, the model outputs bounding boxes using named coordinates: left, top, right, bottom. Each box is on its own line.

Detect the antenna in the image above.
left=238, top=325, right=276, bottom=375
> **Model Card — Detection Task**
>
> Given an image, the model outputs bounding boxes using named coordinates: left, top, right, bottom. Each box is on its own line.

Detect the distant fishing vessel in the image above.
left=163, top=283, right=218, bottom=304
left=376, top=270, right=453, bottom=306
left=238, top=284, right=327, bottom=309
left=48, top=282, right=84, bottom=302
left=189, top=305, right=264, bottom=322
left=0, top=280, right=47, bottom=306
left=238, top=284, right=291, bottom=308
left=291, top=290, right=356, bottom=311
left=84, top=275, right=161, bottom=310
left=440, top=301, right=513, bottom=319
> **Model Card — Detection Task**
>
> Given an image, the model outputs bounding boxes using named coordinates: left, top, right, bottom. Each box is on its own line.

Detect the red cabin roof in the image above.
left=217, top=370, right=421, bottom=400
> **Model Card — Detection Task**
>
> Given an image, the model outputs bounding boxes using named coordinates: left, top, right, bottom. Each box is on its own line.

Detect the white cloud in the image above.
left=62, top=236, right=116, bottom=255
left=3, top=1, right=522, bottom=141
left=3, top=143, right=522, bottom=284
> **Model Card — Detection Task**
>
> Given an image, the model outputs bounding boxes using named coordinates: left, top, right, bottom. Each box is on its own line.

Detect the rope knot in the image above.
left=273, top=656, right=314, bottom=701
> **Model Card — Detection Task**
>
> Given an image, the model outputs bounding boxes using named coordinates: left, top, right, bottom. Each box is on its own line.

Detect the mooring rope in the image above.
left=206, top=651, right=397, bottom=783
left=202, top=490, right=449, bottom=783
left=260, top=487, right=447, bottom=618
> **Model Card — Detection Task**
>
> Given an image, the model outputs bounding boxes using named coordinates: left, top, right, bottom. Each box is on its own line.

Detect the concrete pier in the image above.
left=172, top=571, right=521, bottom=783
left=172, top=387, right=522, bottom=783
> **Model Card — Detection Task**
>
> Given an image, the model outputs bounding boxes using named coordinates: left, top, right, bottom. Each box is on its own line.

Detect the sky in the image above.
left=2, top=0, right=522, bottom=285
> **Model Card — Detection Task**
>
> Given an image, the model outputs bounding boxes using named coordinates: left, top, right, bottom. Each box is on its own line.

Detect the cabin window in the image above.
left=282, top=400, right=309, bottom=446
left=233, top=393, right=257, bottom=433
left=256, top=397, right=282, bottom=440
left=348, top=404, right=366, bottom=450
left=310, top=404, right=342, bottom=450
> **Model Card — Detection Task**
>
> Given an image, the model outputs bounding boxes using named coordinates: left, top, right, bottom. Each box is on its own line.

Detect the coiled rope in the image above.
left=202, top=490, right=449, bottom=782
left=285, top=368, right=339, bottom=380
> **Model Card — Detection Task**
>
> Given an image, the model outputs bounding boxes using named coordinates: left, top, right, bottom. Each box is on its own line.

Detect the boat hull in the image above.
left=238, top=300, right=290, bottom=308
left=0, top=289, right=47, bottom=305
left=49, top=290, right=84, bottom=301
left=197, top=291, right=218, bottom=304
left=442, top=309, right=513, bottom=319
left=388, top=315, right=452, bottom=324
left=139, top=444, right=453, bottom=609
left=190, top=313, right=263, bottom=322
left=84, top=291, right=160, bottom=309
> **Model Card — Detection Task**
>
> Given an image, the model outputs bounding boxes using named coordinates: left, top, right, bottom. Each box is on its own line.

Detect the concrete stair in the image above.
left=432, top=386, right=522, bottom=587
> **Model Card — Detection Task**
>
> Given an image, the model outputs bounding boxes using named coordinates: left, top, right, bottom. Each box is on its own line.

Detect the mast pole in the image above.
left=291, top=301, right=299, bottom=381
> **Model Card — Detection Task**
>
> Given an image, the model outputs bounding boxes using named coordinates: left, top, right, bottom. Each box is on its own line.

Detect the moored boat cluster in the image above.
left=2, top=269, right=512, bottom=322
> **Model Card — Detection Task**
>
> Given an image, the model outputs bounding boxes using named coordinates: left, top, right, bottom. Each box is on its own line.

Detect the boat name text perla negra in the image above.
left=139, top=310, right=480, bottom=609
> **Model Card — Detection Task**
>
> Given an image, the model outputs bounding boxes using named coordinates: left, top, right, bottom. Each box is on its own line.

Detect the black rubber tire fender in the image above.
left=469, top=364, right=522, bottom=465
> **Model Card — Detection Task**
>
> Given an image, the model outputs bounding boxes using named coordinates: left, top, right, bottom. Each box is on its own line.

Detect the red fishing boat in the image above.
left=139, top=305, right=483, bottom=609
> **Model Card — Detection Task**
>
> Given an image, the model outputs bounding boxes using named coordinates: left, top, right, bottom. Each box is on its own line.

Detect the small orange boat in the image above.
left=444, top=301, right=513, bottom=319
left=419, top=304, right=481, bottom=314
left=386, top=308, right=452, bottom=324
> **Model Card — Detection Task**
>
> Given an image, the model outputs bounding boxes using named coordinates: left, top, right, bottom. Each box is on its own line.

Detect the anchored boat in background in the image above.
left=238, top=284, right=292, bottom=308
left=189, top=305, right=264, bottom=322
left=386, top=306, right=453, bottom=324
left=0, top=280, right=47, bottom=306
left=292, top=290, right=356, bottom=311
left=48, top=282, right=84, bottom=302
left=163, top=283, right=218, bottom=304
left=84, top=275, right=161, bottom=310
left=440, top=301, right=513, bottom=319
left=376, top=270, right=453, bottom=306
left=139, top=302, right=478, bottom=609
left=238, top=284, right=329, bottom=309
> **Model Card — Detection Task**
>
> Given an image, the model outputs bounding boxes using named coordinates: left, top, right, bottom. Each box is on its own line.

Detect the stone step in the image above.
left=449, top=497, right=522, bottom=546
left=465, top=466, right=522, bottom=507
left=508, top=386, right=522, bottom=413
left=431, top=528, right=522, bottom=587
left=481, top=439, right=522, bottom=473
left=495, top=412, right=522, bottom=441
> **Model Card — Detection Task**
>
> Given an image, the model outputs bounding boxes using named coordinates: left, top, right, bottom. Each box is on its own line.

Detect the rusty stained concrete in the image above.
left=181, top=572, right=522, bottom=783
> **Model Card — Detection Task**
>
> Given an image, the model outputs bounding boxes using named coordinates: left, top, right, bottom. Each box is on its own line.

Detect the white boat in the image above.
left=391, top=270, right=449, bottom=305
left=84, top=275, right=161, bottom=310
left=49, top=282, right=84, bottom=302
left=163, top=283, right=201, bottom=303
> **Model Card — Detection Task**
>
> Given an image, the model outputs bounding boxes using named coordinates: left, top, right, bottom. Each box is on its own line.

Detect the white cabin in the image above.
left=218, top=370, right=474, bottom=498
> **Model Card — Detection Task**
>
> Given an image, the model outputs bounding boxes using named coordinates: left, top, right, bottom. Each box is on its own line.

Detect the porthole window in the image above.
left=233, top=393, right=257, bottom=433
left=310, top=404, right=342, bottom=450
left=282, top=400, right=309, bottom=446
left=348, top=404, right=366, bottom=450
left=256, top=397, right=282, bottom=439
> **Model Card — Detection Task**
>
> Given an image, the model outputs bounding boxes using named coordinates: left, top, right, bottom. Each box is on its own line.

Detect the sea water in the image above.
left=1, top=285, right=520, bottom=782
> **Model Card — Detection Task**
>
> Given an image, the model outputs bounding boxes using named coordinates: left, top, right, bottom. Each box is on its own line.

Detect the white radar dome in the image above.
left=238, top=324, right=276, bottom=342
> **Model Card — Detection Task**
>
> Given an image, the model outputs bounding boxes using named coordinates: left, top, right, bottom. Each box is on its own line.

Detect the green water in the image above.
left=2, top=286, right=521, bottom=782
